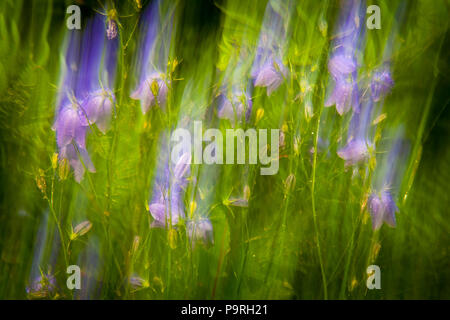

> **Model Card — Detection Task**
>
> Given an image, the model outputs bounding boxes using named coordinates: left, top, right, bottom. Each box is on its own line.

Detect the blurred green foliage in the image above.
left=0, top=0, right=448, bottom=299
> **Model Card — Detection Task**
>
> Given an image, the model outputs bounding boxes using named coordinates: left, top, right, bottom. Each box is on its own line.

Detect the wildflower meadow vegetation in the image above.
left=0, top=0, right=449, bottom=300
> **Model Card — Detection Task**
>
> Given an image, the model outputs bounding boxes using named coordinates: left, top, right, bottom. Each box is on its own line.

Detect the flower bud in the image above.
left=284, top=173, right=296, bottom=194
left=51, top=153, right=58, bottom=170
left=256, top=108, right=264, bottom=124
left=71, top=220, right=92, bottom=240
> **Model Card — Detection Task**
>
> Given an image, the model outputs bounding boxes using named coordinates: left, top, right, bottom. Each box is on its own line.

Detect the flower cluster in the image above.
left=54, top=15, right=118, bottom=182
left=148, top=130, right=213, bottom=247
left=324, top=1, right=397, bottom=230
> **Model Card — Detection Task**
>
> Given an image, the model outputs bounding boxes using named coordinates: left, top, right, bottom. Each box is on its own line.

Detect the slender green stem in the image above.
left=212, top=222, right=228, bottom=299
left=48, top=173, right=68, bottom=268
left=311, top=105, right=328, bottom=300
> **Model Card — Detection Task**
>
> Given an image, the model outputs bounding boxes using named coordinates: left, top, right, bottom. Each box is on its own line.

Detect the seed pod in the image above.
left=243, top=185, right=251, bottom=201
left=227, top=198, right=249, bottom=207
left=58, top=158, right=70, bottom=180
left=131, top=236, right=140, bottom=255
left=293, top=135, right=301, bottom=156
left=279, top=131, right=286, bottom=149
left=284, top=173, right=296, bottom=194
left=304, top=102, right=313, bottom=121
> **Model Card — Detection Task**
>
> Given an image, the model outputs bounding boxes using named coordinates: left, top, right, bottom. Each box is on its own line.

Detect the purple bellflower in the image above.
left=54, top=14, right=117, bottom=182
left=131, top=1, right=173, bottom=114
left=80, top=89, right=116, bottom=134
left=337, top=138, right=371, bottom=166
left=325, top=67, right=359, bottom=115
left=325, top=76, right=356, bottom=115
left=130, top=73, right=168, bottom=114
left=186, top=218, right=214, bottom=248
left=328, top=54, right=357, bottom=79
left=253, top=58, right=288, bottom=96
left=337, top=86, right=376, bottom=167
left=55, top=103, right=87, bottom=150
left=251, top=1, right=291, bottom=96
left=54, top=102, right=96, bottom=183
left=325, top=0, right=366, bottom=115
left=368, top=189, right=398, bottom=230
left=367, top=128, right=409, bottom=230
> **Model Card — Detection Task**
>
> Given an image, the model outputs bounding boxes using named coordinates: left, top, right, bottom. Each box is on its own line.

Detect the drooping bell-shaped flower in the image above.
left=149, top=188, right=184, bottom=228
left=337, top=138, right=371, bottom=166
left=368, top=189, right=398, bottom=230
left=186, top=218, right=214, bottom=248
left=337, top=91, right=376, bottom=167
left=253, top=58, right=288, bottom=96
left=131, top=1, right=174, bottom=114
left=251, top=1, right=291, bottom=97
left=328, top=54, right=357, bottom=79
left=325, top=53, right=359, bottom=115
left=367, top=128, right=409, bottom=230
left=55, top=103, right=87, bottom=149
left=130, top=72, right=168, bottom=114
left=149, top=157, right=189, bottom=227
left=325, top=77, right=356, bottom=115
left=54, top=102, right=96, bottom=182
left=80, top=89, right=115, bottom=133
left=53, top=101, right=96, bottom=183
